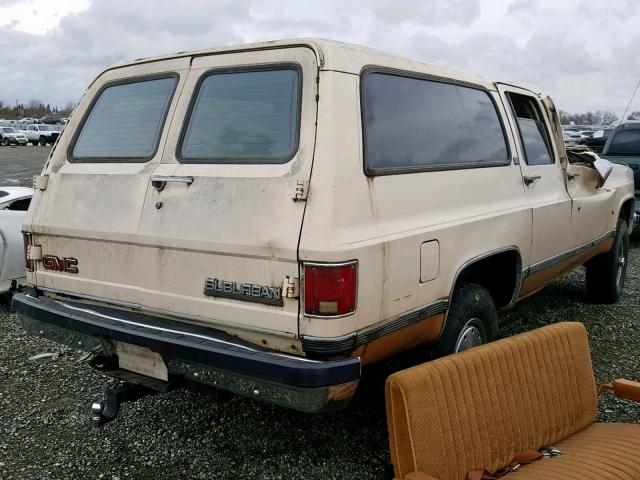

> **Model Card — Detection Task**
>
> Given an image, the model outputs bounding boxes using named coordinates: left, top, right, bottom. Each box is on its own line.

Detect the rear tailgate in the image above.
left=27, top=47, right=318, bottom=345
left=136, top=47, right=317, bottom=339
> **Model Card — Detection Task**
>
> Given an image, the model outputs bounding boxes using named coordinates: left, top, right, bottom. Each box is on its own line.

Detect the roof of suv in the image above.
left=102, top=38, right=510, bottom=92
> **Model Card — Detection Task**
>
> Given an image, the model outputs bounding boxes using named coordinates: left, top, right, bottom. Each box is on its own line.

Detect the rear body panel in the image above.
left=25, top=47, right=319, bottom=351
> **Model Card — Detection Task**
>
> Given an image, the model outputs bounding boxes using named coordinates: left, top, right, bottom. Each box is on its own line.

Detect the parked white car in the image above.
left=0, top=127, right=28, bottom=146
left=0, top=187, right=32, bottom=295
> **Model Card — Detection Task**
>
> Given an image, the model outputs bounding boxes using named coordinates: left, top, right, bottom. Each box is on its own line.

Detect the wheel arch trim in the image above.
left=443, top=246, right=524, bottom=329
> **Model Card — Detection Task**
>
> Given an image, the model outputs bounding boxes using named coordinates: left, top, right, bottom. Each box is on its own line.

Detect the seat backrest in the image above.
left=385, top=322, right=598, bottom=480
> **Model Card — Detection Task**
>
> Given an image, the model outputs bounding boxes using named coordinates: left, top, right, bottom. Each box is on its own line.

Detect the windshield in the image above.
left=607, top=129, right=640, bottom=155
left=2, top=128, right=16, bottom=133
left=39, top=125, right=55, bottom=131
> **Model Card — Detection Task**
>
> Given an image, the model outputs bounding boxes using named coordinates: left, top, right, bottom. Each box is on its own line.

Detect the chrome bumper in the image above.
left=12, top=292, right=361, bottom=412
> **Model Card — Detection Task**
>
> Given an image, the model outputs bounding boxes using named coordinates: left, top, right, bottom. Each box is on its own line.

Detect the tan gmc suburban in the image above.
left=13, top=39, right=636, bottom=421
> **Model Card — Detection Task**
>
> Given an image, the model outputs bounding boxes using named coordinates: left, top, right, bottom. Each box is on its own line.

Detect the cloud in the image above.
left=0, top=0, right=638, bottom=117
left=373, top=0, right=480, bottom=26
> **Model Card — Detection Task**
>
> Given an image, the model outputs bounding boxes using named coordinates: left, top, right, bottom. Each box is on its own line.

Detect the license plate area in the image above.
left=115, top=341, right=168, bottom=381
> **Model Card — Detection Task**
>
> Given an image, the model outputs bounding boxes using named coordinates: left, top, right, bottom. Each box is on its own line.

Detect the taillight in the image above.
left=23, top=233, right=33, bottom=271
left=304, top=261, right=357, bottom=317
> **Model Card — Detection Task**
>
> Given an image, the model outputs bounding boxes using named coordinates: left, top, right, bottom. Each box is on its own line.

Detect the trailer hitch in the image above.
left=88, top=355, right=178, bottom=428
left=90, top=380, right=159, bottom=428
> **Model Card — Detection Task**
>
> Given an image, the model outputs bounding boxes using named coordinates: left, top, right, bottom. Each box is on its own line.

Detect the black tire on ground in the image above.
left=430, top=282, right=498, bottom=358
left=586, top=218, right=629, bottom=304
left=31, top=140, right=38, bottom=146
left=38, top=136, right=47, bottom=146
left=3, top=137, right=9, bottom=146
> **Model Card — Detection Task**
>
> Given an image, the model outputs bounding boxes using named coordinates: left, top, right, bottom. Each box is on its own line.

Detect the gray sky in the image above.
left=0, top=0, right=639, bottom=116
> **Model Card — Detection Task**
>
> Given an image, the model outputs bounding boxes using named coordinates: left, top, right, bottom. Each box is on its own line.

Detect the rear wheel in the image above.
left=3, top=137, right=9, bottom=146
left=38, top=136, right=47, bottom=146
left=430, top=282, right=497, bottom=358
left=586, top=218, right=629, bottom=303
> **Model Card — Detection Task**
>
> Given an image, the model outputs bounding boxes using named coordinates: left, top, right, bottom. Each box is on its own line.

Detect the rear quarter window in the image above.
left=362, top=71, right=509, bottom=175
left=178, top=66, right=301, bottom=164
left=70, top=75, right=177, bottom=162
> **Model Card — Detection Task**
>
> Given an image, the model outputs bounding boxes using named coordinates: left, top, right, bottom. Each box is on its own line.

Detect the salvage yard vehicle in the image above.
left=20, top=124, right=60, bottom=146
left=0, top=187, right=32, bottom=295
left=12, top=39, right=636, bottom=420
left=582, top=126, right=614, bottom=153
left=601, top=121, right=640, bottom=221
left=0, top=127, right=28, bottom=146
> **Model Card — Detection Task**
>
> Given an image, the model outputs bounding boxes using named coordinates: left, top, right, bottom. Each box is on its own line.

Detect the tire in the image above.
left=3, top=137, right=9, bottom=146
left=31, top=140, right=38, bottom=146
left=39, top=136, right=47, bottom=146
left=430, top=282, right=498, bottom=358
left=586, top=218, right=629, bottom=304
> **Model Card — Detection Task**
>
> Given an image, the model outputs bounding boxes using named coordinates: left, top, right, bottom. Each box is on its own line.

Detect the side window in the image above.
left=5, top=197, right=31, bottom=211
left=362, top=71, right=510, bottom=175
left=607, top=129, right=640, bottom=155
left=507, top=93, right=554, bottom=165
left=71, top=75, right=177, bottom=162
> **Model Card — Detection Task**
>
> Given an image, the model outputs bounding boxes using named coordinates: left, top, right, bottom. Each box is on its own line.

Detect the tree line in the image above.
left=0, top=99, right=76, bottom=120
left=558, top=109, right=640, bottom=125
left=558, top=110, right=619, bottom=126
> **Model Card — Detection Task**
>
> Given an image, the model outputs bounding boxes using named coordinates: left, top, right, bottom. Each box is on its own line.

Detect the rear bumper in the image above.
left=12, top=292, right=361, bottom=412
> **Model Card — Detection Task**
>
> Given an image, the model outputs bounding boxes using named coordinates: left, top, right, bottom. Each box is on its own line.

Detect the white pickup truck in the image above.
left=19, top=124, right=61, bottom=146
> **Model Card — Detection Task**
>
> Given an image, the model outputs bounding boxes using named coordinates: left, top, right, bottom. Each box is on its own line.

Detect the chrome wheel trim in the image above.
left=454, top=318, right=485, bottom=353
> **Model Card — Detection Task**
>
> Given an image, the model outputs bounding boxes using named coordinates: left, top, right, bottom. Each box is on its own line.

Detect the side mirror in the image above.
left=593, top=158, right=613, bottom=188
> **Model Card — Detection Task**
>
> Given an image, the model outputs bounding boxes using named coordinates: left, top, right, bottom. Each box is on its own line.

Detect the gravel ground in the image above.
left=0, top=146, right=638, bottom=479
left=0, top=144, right=49, bottom=186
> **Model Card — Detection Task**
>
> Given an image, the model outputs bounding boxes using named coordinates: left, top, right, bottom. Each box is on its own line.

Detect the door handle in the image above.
left=567, top=173, right=580, bottom=181
left=151, top=175, right=194, bottom=192
left=523, top=175, right=541, bottom=186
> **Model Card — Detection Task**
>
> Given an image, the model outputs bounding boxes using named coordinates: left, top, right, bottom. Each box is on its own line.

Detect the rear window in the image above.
left=179, top=67, right=301, bottom=164
left=71, top=75, right=177, bottom=162
left=607, top=129, right=640, bottom=155
left=362, top=72, right=509, bottom=175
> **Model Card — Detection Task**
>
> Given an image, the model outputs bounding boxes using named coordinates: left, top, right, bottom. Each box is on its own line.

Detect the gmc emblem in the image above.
left=42, top=255, right=79, bottom=274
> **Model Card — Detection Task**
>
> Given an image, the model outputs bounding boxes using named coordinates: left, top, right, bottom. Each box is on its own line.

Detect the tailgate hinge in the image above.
left=292, top=180, right=309, bottom=202
left=34, top=175, right=48, bottom=190
left=283, top=276, right=300, bottom=299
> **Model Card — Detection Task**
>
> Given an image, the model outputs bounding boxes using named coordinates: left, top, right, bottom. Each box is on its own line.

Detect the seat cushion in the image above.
left=510, top=423, right=640, bottom=479
left=386, top=322, right=599, bottom=480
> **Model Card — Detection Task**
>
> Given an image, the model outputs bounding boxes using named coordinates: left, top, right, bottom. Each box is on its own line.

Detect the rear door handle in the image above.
left=151, top=175, right=194, bottom=192
left=523, top=175, right=541, bottom=186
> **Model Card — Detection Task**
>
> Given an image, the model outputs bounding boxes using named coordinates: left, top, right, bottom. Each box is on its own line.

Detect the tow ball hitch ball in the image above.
left=91, top=402, right=105, bottom=425
left=89, top=381, right=156, bottom=428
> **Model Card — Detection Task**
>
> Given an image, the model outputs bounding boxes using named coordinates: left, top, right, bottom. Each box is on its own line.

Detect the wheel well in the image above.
left=455, top=250, right=521, bottom=308
left=619, top=198, right=634, bottom=227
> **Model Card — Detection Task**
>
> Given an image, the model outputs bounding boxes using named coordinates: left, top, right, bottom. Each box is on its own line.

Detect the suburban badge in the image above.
left=204, top=278, right=284, bottom=307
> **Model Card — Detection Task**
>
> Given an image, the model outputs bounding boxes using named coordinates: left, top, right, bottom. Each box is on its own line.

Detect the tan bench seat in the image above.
left=386, top=322, right=640, bottom=480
